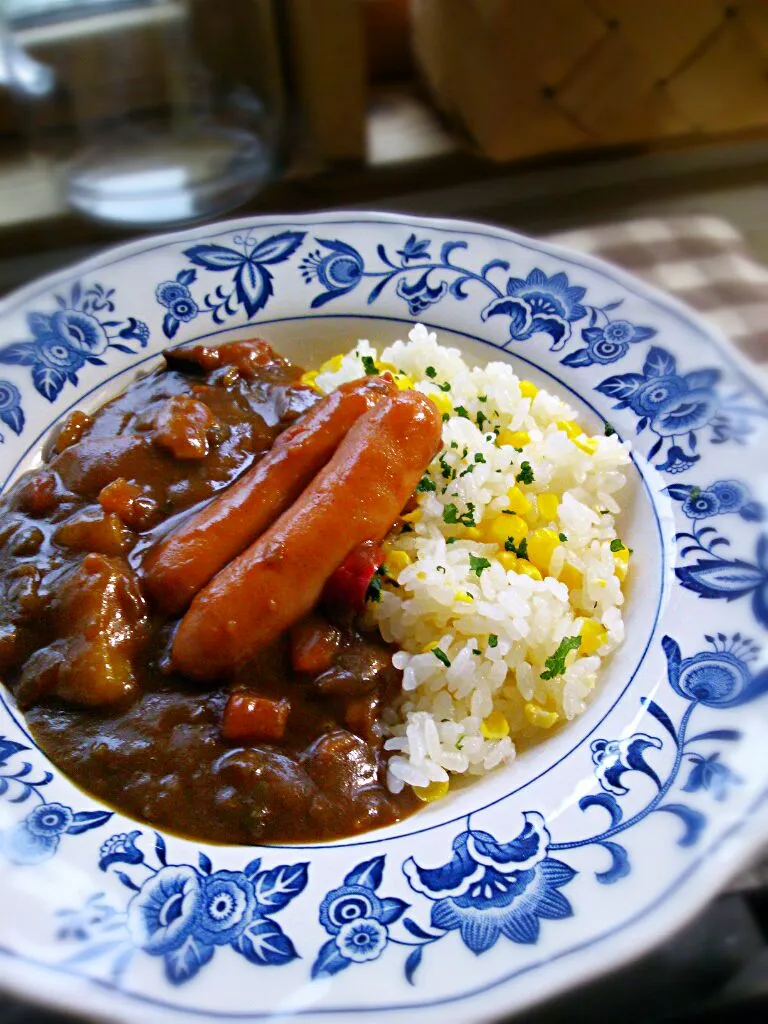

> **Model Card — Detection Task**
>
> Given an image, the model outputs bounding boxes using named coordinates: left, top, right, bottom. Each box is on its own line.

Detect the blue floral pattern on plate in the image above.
left=0, top=213, right=765, bottom=1024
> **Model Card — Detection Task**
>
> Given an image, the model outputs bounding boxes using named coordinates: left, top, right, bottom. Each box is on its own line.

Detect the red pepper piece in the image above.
left=322, top=541, right=384, bottom=612
left=221, top=692, right=290, bottom=743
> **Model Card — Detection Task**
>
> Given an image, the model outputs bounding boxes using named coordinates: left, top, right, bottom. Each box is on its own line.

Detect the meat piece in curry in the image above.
left=0, top=339, right=442, bottom=844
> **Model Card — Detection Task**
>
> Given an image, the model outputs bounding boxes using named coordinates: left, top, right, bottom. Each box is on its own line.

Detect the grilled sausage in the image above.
left=143, top=375, right=396, bottom=614
left=171, top=389, right=442, bottom=678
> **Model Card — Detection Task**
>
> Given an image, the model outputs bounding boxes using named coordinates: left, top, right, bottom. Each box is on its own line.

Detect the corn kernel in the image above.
left=481, top=710, right=510, bottom=740
left=299, top=370, right=320, bottom=390
left=394, top=374, right=413, bottom=391
left=574, top=436, right=599, bottom=455
left=613, top=545, right=630, bottom=581
left=428, top=392, right=453, bottom=417
left=537, top=493, right=559, bottom=521
left=386, top=550, right=411, bottom=575
left=320, top=354, right=345, bottom=373
left=556, top=419, right=581, bottom=440
left=455, top=591, right=473, bottom=603
left=580, top=619, right=608, bottom=655
left=498, top=551, right=519, bottom=571
left=524, top=703, right=560, bottom=729
left=497, top=429, right=531, bottom=448
left=516, top=561, right=543, bottom=582
left=558, top=563, right=583, bottom=591
left=463, top=526, right=482, bottom=541
left=527, top=528, right=561, bottom=574
left=519, top=380, right=538, bottom=399
left=507, top=485, right=532, bottom=516
left=413, top=779, right=449, bottom=802
left=401, top=508, right=422, bottom=523
left=483, top=513, right=528, bottom=547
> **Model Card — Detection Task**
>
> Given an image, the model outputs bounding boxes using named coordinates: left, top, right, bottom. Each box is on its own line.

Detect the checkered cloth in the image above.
left=549, top=215, right=768, bottom=890
left=548, top=216, right=768, bottom=369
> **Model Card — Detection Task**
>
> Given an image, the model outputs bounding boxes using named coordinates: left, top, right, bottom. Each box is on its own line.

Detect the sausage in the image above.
left=171, top=389, right=442, bottom=679
left=142, top=375, right=396, bottom=614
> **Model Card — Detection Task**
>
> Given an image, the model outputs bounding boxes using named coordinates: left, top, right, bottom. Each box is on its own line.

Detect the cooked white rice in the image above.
left=313, top=324, right=631, bottom=798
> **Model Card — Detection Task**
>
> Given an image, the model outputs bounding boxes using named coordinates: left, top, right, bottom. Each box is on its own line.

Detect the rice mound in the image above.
left=314, top=324, right=631, bottom=797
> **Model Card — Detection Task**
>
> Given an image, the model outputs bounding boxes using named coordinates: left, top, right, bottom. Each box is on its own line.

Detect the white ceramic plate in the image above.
left=0, top=213, right=766, bottom=1024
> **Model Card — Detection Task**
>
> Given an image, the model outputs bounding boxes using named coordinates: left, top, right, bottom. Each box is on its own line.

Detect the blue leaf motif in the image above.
left=177, top=268, right=197, bottom=286
left=688, top=729, right=741, bottom=743
left=252, top=863, right=309, bottom=911
left=561, top=348, right=594, bottom=368
left=595, top=373, right=646, bottom=401
left=164, top=935, right=214, bottom=984
left=183, top=244, right=244, bottom=270
left=657, top=803, right=707, bottom=847
left=244, top=857, right=262, bottom=879
left=643, top=347, right=676, bottom=377
left=235, top=262, right=272, bottom=318
left=665, top=484, right=694, bottom=501
left=405, top=945, right=423, bottom=985
left=162, top=313, right=179, bottom=340
left=115, top=871, right=141, bottom=893
left=402, top=917, right=436, bottom=941
left=676, top=560, right=765, bottom=600
left=594, top=842, right=630, bottom=884
left=66, top=810, right=113, bottom=835
left=344, top=855, right=384, bottom=890
left=155, top=833, right=167, bottom=866
left=578, top=792, right=623, bottom=827
left=0, top=406, right=24, bottom=436
left=248, top=230, right=305, bottom=264
left=684, top=369, right=721, bottom=390
left=0, top=738, right=28, bottom=766
left=643, top=699, right=678, bottom=743
left=198, top=852, right=213, bottom=875
left=232, top=916, right=298, bottom=966
left=311, top=937, right=350, bottom=979
left=378, top=897, right=409, bottom=924
left=0, top=343, right=38, bottom=366
left=32, top=364, right=65, bottom=402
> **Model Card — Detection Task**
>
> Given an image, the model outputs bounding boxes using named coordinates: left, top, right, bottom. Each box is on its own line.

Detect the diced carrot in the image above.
left=98, top=478, right=158, bottom=530
left=54, top=509, right=134, bottom=556
left=221, top=692, right=291, bottom=743
left=54, top=410, right=93, bottom=454
left=15, top=472, right=58, bottom=516
left=152, top=396, right=215, bottom=460
left=290, top=616, right=342, bottom=675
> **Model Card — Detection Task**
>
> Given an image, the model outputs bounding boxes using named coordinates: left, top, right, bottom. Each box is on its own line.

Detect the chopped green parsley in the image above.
left=433, top=647, right=451, bottom=668
left=516, top=461, right=534, bottom=485
left=361, top=355, right=378, bottom=375
left=469, top=554, right=491, bottom=577
left=540, top=635, right=581, bottom=680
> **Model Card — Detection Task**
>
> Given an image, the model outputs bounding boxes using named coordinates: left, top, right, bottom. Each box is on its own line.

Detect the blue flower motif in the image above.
left=127, top=865, right=201, bottom=955
left=656, top=445, right=699, bottom=474
left=2, top=823, right=59, bottom=865
left=36, top=337, right=85, bottom=374
left=682, top=490, right=720, bottom=520
left=155, top=281, right=189, bottom=307
left=319, top=884, right=384, bottom=935
left=397, top=234, right=431, bottom=263
left=169, top=295, right=199, bottom=322
left=663, top=633, right=768, bottom=709
left=709, top=480, right=750, bottom=514
left=395, top=271, right=448, bottom=315
left=196, top=870, right=256, bottom=946
left=25, top=802, right=74, bottom=837
left=335, top=918, right=387, bottom=962
left=98, top=830, right=144, bottom=871
left=683, top=753, right=742, bottom=802
left=301, top=239, right=365, bottom=308
left=404, top=812, right=574, bottom=953
left=481, top=269, right=587, bottom=351
left=562, top=319, right=656, bottom=367
left=0, top=379, right=24, bottom=436
left=50, top=310, right=109, bottom=356
left=590, top=735, right=662, bottom=795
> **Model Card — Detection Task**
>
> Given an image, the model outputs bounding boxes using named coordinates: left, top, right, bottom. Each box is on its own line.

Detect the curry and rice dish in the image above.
left=0, top=324, right=631, bottom=843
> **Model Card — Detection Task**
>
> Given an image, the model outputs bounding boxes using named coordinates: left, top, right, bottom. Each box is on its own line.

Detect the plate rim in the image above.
left=0, top=210, right=766, bottom=1024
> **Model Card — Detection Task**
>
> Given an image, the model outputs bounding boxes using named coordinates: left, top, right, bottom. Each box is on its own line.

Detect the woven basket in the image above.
left=410, top=0, right=768, bottom=161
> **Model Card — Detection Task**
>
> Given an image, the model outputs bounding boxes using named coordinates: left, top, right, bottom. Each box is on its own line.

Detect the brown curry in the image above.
left=0, top=339, right=443, bottom=843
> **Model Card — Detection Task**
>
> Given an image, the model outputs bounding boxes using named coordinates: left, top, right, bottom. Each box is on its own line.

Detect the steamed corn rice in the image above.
left=314, top=324, right=631, bottom=796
